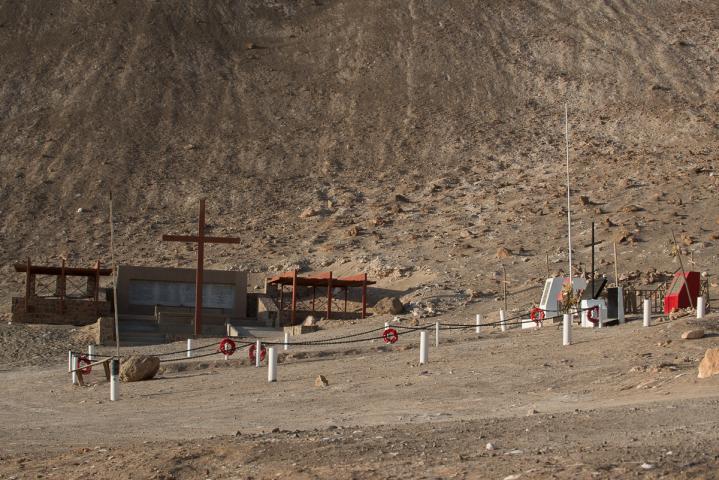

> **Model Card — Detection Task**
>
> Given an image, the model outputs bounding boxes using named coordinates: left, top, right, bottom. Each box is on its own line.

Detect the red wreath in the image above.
left=586, top=306, right=600, bottom=325
left=383, top=328, right=399, bottom=344
left=77, top=356, right=92, bottom=375
left=249, top=343, right=267, bottom=363
left=530, top=307, right=545, bottom=326
left=219, top=337, right=237, bottom=356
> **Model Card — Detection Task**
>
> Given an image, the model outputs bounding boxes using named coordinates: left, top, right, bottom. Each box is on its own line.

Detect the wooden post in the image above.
left=327, top=271, right=333, bottom=320
left=279, top=285, right=284, bottom=316
left=291, top=269, right=297, bottom=324
left=361, top=273, right=367, bottom=319
left=60, top=258, right=66, bottom=314
left=25, top=257, right=31, bottom=313
left=194, top=198, right=206, bottom=336
left=502, top=264, right=508, bottom=313
left=344, top=287, right=348, bottom=312
left=613, top=242, right=619, bottom=286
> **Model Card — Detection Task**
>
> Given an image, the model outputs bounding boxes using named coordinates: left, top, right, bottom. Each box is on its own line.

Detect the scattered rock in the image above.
left=315, top=375, right=329, bottom=387
left=346, top=225, right=361, bottom=237
left=698, top=348, right=719, bottom=379
left=299, top=206, right=322, bottom=219
left=302, top=315, right=317, bottom=327
left=394, top=194, right=411, bottom=203
left=120, top=355, right=160, bottom=382
left=496, top=247, right=512, bottom=259
left=373, top=297, right=404, bottom=315
left=681, top=329, right=704, bottom=340
left=621, top=204, right=643, bottom=213
left=485, top=442, right=495, bottom=451
left=640, top=463, right=655, bottom=470
left=579, top=195, right=593, bottom=206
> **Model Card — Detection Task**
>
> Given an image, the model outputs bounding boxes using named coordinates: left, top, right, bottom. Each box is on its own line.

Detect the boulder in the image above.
left=681, top=329, right=705, bottom=340
left=374, top=297, right=404, bottom=315
left=496, top=247, right=512, bottom=259
left=120, top=355, right=160, bottom=382
left=698, top=348, right=719, bottom=379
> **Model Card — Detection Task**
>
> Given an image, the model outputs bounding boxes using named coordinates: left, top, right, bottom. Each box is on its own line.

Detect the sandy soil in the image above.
left=1, top=311, right=717, bottom=479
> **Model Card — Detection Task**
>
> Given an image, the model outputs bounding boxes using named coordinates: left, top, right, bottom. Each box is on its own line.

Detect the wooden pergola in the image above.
left=14, top=258, right=112, bottom=313
left=266, top=270, right=375, bottom=323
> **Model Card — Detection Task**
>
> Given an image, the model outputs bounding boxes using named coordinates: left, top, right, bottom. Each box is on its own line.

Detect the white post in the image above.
left=384, top=322, right=389, bottom=330
left=110, top=358, right=119, bottom=401
left=500, top=310, right=507, bottom=332
left=435, top=322, right=440, bottom=347
left=268, top=347, right=277, bottom=382
left=697, top=296, right=705, bottom=319
left=419, top=331, right=428, bottom=365
left=643, top=298, right=651, bottom=327
left=563, top=313, right=571, bottom=346
left=186, top=339, right=192, bottom=358
left=475, top=314, right=481, bottom=334
left=88, top=344, right=96, bottom=359
left=255, top=340, right=262, bottom=367
left=284, top=332, right=289, bottom=351
left=69, top=352, right=78, bottom=385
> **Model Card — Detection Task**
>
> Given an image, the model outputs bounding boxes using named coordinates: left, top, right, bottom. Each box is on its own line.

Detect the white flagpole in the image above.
left=564, top=104, right=573, bottom=288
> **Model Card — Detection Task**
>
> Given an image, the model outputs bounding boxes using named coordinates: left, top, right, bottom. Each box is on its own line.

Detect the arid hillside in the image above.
left=1, top=0, right=717, bottom=308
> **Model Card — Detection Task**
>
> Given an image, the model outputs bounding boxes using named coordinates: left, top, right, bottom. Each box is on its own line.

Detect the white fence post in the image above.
left=563, top=313, right=571, bottom=346
left=284, top=332, right=289, bottom=351
left=697, top=296, right=705, bottom=319
left=500, top=310, right=507, bottom=332
left=69, top=351, right=78, bottom=385
left=475, top=314, right=481, bottom=334
left=255, top=340, right=262, bottom=367
left=435, top=322, right=440, bottom=347
left=268, top=347, right=277, bottom=382
left=419, top=331, right=428, bottom=365
left=88, top=344, right=95, bottom=359
left=643, top=298, right=651, bottom=327
left=110, top=358, right=120, bottom=401
left=186, top=339, right=192, bottom=358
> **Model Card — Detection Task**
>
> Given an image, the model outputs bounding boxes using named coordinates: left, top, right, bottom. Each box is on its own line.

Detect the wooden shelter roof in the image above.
left=266, top=271, right=375, bottom=288
left=14, top=263, right=113, bottom=276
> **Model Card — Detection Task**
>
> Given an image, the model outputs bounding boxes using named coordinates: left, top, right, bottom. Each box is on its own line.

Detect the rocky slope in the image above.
left=1, top=0, right=717, bottom=310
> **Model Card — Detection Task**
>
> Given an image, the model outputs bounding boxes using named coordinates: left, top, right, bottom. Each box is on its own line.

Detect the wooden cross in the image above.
left=162, top=199, right=242, bottom=336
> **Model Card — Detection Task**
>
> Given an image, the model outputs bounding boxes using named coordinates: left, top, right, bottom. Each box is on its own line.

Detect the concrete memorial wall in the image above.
left=116, top=265, right=247, bottom=319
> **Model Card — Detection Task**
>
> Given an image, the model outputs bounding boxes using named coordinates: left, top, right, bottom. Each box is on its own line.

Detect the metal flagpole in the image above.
left=110, top=191, right=120, bottom=357
left=565, top=103, right=573, bottom=289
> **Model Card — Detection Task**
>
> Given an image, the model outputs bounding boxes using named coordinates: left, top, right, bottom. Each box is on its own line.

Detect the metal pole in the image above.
left=187, top=338, right=192, bottom=358
left=565, top=103, right=574, bottom=290
left=109, top=191, right=120, bottom=357
left=475, top=314, right=481, bottom=334
left=435, top=322, right=439, bottom=347
left=643, top=299, right=651, bottom=327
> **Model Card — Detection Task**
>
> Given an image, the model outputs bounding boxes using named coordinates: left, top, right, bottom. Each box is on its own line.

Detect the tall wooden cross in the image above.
left=162, top=198, right=242, bottom=336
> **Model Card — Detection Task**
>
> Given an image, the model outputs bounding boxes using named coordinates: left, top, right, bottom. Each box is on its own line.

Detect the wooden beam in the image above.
left=327, top=271, right=333, bottom=320
left=291, top=269, right=297, bottom=324
left=162, top=234, right=242, bottom=244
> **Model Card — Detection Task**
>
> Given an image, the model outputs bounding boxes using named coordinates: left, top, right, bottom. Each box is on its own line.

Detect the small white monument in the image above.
left=528, top=276, right=588, bottom=329
left=580, top=299, right=608, bottom=328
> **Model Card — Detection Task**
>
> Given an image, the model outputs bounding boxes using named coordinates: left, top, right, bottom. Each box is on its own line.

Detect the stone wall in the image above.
left=11, top=297, right=111, bottom=325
